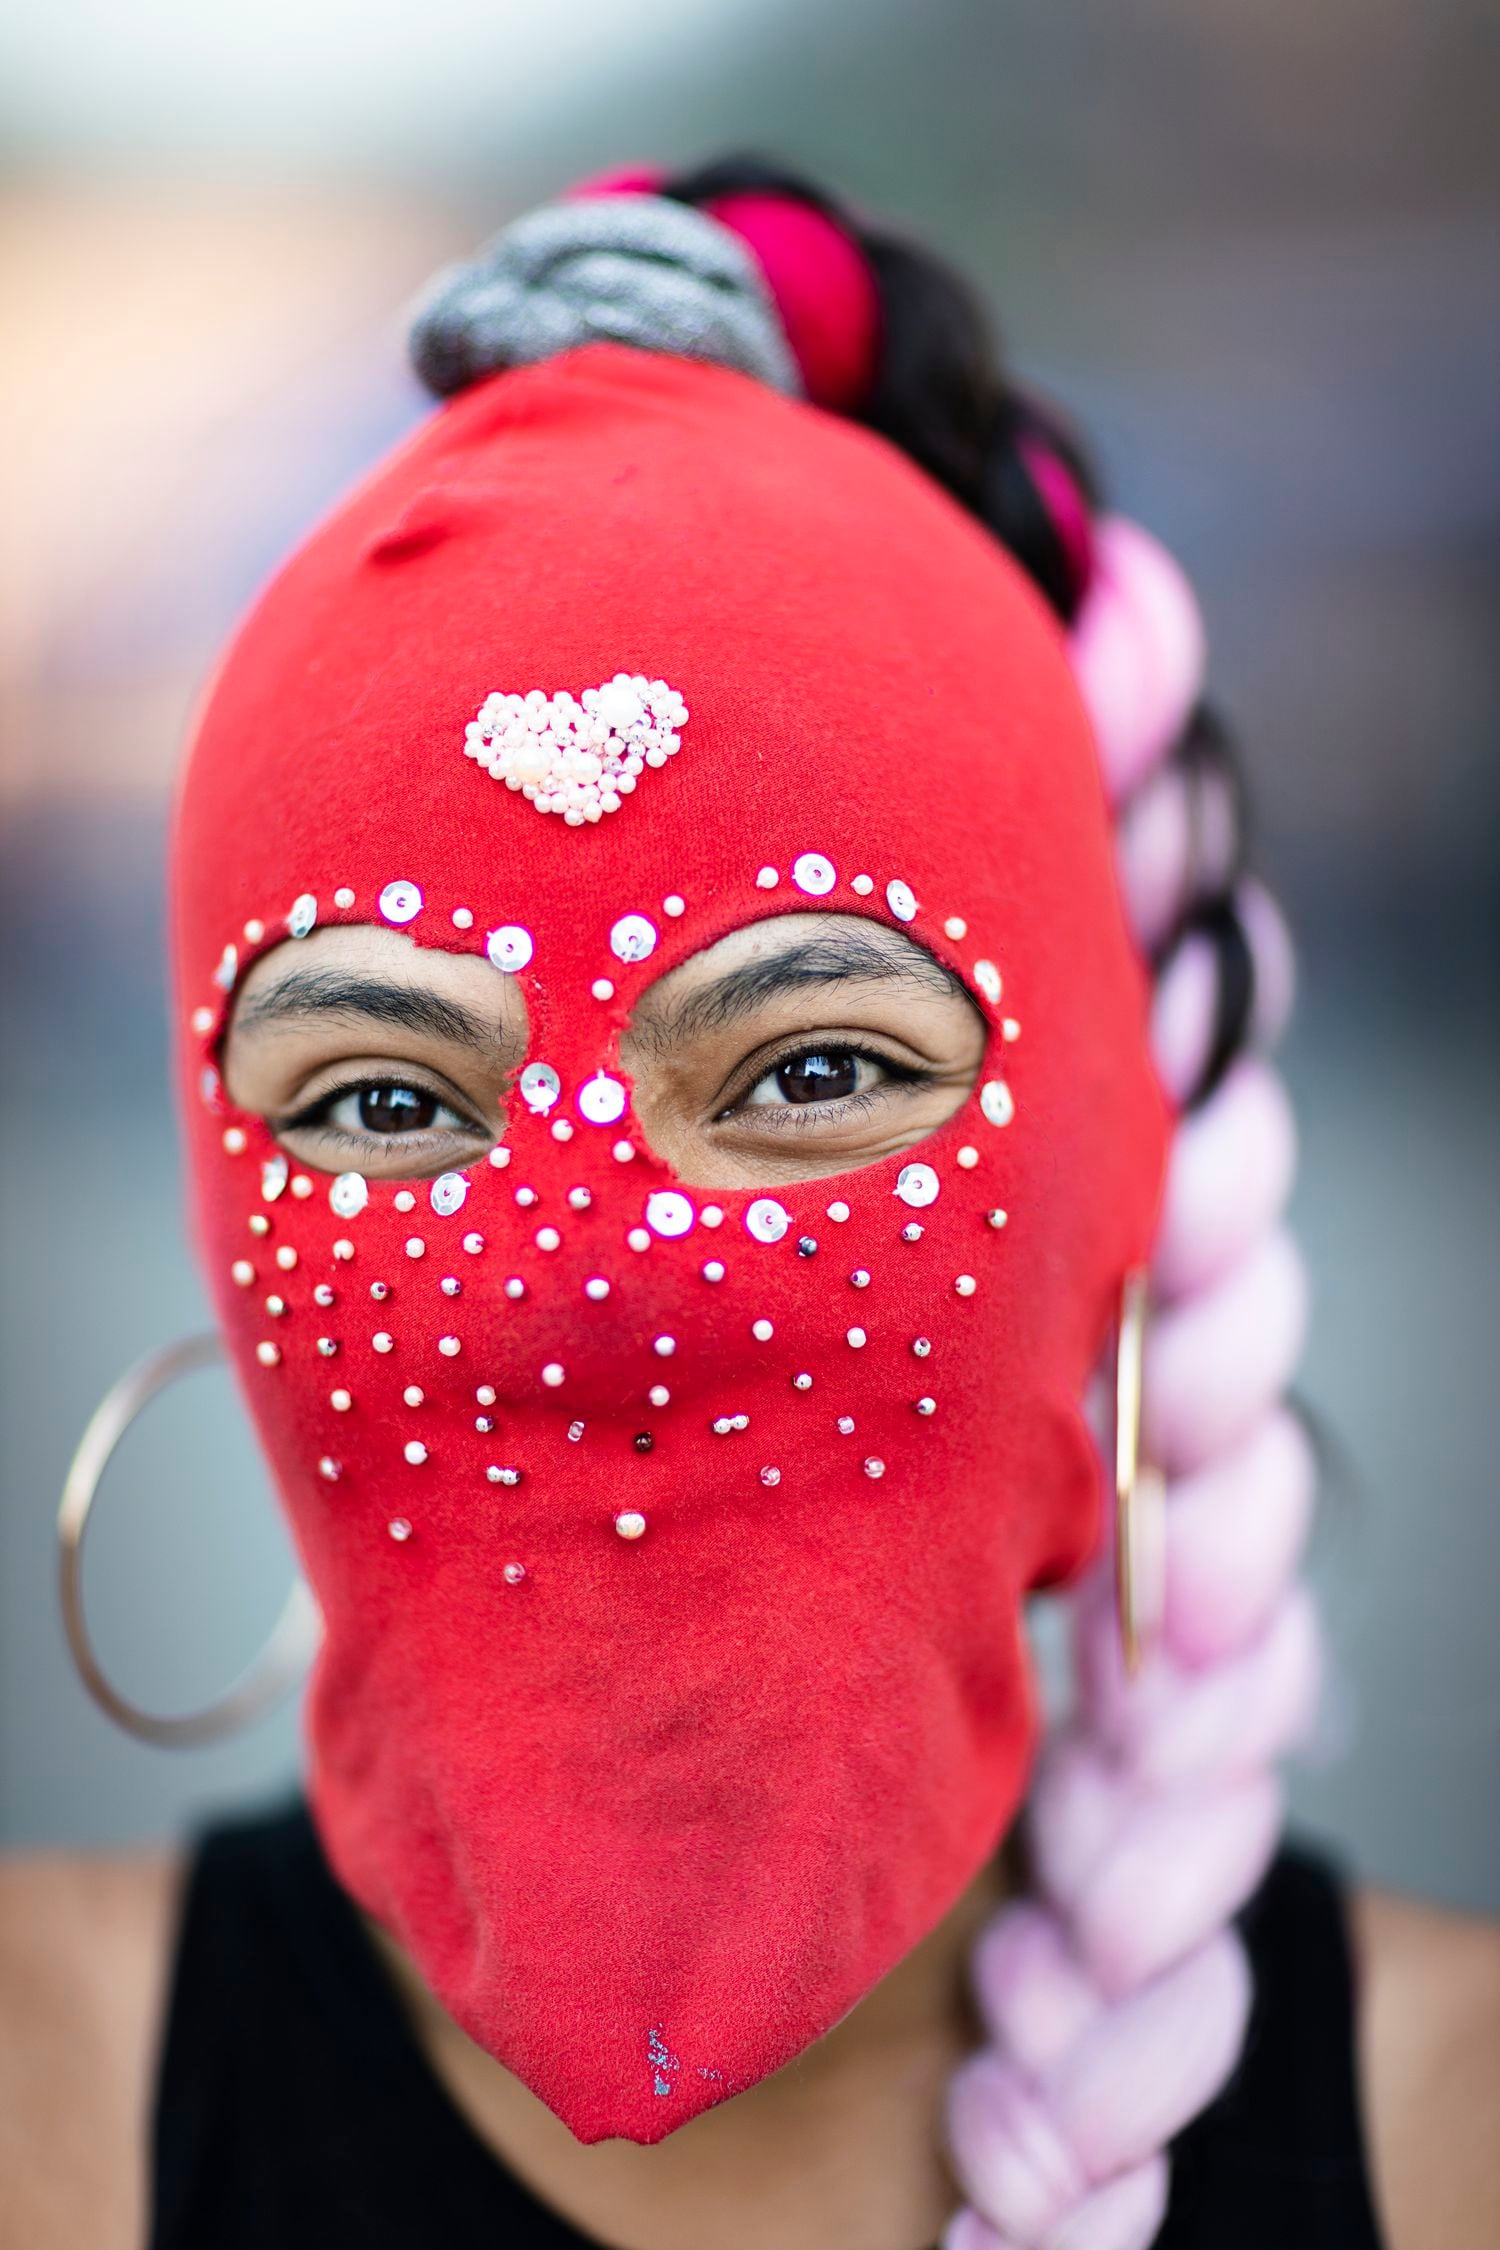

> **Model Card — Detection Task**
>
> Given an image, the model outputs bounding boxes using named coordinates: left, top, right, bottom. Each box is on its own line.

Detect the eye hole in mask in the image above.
left=223, top=912, right=985, bottom=1191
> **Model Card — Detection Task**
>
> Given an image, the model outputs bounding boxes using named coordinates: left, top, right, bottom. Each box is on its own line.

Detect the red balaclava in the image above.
left=171, top=342, right=1168, bottom=2142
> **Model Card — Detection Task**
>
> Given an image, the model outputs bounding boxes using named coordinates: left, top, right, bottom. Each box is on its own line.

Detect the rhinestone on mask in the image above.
left=759, top=1466, right=781, bottom=1487
left=287, top=893, right=317, bottom=939
left=567, top=1421, right=586, bottom=1442
left=863, top=1458, right=886, bottom=1479
left=837, top=1415, right=856, bottom=1434
left=797, top=1237, right=818, bottom=1258
left=486, top=1465, right=522, bottom=1486
left=379, top=880, right=423, bottom=926
left=503, top=1561, right=527, bottom=1584
left=388, top=1517, right=412, bottom=1542
left=633, top=1433, right=654, bottom=1453
left=318, top=1456, right=341, bottom=1481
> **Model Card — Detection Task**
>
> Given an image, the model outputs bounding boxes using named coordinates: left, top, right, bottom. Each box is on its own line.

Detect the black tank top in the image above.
left=148, top=1799, right=1386, bottom=2248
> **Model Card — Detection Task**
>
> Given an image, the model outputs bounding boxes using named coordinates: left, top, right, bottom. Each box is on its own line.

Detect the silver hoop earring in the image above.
left=1115, top=1269, right=1166, bottom=1676
left=58, top=1333, right=319, bottom=1747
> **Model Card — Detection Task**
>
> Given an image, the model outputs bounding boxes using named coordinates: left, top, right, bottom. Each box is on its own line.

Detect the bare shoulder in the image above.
left=0, top=1844, right=183, bottom=2250
left=1354, top=1880, right=1500, bottom=2250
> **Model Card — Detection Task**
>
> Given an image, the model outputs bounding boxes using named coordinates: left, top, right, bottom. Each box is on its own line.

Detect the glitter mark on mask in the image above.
left=647, top=2023, right=680, bottom=2098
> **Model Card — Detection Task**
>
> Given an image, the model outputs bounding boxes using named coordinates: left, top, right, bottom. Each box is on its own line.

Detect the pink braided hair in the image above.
left=944, top=516, right=1317, bottom=2250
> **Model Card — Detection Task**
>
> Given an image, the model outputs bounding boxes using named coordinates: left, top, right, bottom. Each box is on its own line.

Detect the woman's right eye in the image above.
left=335, top=1083, right=448, bottom=1135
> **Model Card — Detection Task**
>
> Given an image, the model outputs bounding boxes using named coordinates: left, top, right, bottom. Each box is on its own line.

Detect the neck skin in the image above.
left=365, top=1844, right=1013, bottom=2250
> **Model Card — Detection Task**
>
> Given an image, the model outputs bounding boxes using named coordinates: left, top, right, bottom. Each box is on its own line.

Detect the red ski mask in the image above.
left=171, top=344, right=1167, bottom=2142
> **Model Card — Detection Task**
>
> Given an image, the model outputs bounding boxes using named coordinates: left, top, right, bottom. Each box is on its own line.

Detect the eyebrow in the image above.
left=635, top=933, right=970, bottom=1049
left=231, top=970, right=500, bottom=1054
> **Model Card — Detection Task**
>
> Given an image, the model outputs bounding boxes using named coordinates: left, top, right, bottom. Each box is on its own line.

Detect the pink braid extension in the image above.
left=944, top=519, right=1319, bottom=2250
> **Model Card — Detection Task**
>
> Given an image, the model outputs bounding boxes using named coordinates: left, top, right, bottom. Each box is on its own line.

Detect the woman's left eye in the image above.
left=736, top=1047, right=906, bottom=1112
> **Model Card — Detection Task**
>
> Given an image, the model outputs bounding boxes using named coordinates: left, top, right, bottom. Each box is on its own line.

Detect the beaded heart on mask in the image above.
left=463, top=673, right=689, bottom=824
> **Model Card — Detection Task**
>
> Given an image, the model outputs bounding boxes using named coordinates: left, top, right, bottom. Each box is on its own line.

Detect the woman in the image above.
left=3, top=158, right=1495, bottom=2249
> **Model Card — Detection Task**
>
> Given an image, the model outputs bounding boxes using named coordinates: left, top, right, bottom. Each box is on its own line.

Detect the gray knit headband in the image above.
left=408, top=193, right=800, bottom=400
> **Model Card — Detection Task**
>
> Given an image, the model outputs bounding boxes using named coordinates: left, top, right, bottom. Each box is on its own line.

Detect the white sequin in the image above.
left=980, top=1080, right=1016, bottom=1128
left=379, top=880, right=423, bottom=926
left=646, top=1190, right=695, bottom=1239
left=578, top=1071, right=628, bottom=1126
left=974, top=959, right=1003, bottom=1005
left=609, top=913, right=657, bottom=965
left=886, top=878, right=918, bottom=923
left=745, top=1198, right=791, bottom=1244
left=893, top=1162, right=940, bottom=1209
left=792, top=852, right=836, bottom=897
left=520, top=1062, right=562, bottom=1115
left=431, top=1172, right=468, bottom=1216
left=486, top=924, right=534, bottom=973
left=287, top=893, right=318, bottom=939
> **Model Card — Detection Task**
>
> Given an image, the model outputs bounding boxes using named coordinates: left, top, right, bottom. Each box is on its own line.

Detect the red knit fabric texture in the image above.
left=171, top=346, right=1167, bottom=2143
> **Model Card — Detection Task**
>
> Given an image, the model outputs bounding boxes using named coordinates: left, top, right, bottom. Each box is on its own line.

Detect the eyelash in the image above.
left=721, top=1043, right=931, bottom=1128
left=277, top=1077, right=486, bottom=1147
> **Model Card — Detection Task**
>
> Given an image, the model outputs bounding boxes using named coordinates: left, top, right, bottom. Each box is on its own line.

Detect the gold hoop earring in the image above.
left=1115, top=1269, right=1166, bottom=1676
left=58, top=1333, right=319, bottom=1747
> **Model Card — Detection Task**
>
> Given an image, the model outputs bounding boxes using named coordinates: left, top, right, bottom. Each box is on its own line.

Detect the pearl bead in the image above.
left=614, top=1510, right=647, bottom=1540
left=585, top=1277, right=610, bottom=1301
left=944, top=916, right=968, bottom=940
left=863, top=1458, right=885, bottom=1479
left=956, top=1146, right=980, bottom=1169
left=701, top=1260, right=725, bottom=1283
left=759, top=1466, right=781, bottom=1487
left=404, top=1442, right=428, bottom=1465
left=954, top=1274, right=977, bottom=1297
left=535, top=1227, right=561, bottom=1252
left=648, top=1384, right=670, bottom=1407
left=541, top=1363, right=565, bottom=1388
left=627, top=1227, right=651, bottom=1252
left=437, top=1335, right=461, bottom=1356
left=846, top=1327, right=867, bottom=1348
left=405, top=1238, right=426, bottom=1259
left=373, top=1333, right=393, bottom=1353
left=653, top=1335, right=676, bottom=1357
left=404, top=1386, right=424, bottom=1406
left=388, top=1517, right=412, bottom=1542
left=826, top=1201, right=850, bottom=1222
left=915, top=1397, right=937, bottom=1416
left=505, top=1277, right=526, bottom=1300
left=330, top=1388, right=352, bottom=1411
left=231, top=1260, right=254, bottom=1287
left=255, top=1341, right=280, bottom=1367
left=751, top=1319, right=774, bottom=1342
left=503, top=1562, right=527, bottom=1585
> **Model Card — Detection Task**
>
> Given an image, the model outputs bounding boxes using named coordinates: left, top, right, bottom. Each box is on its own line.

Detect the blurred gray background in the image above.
left=2, top=0, right=1496, bottom=1909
